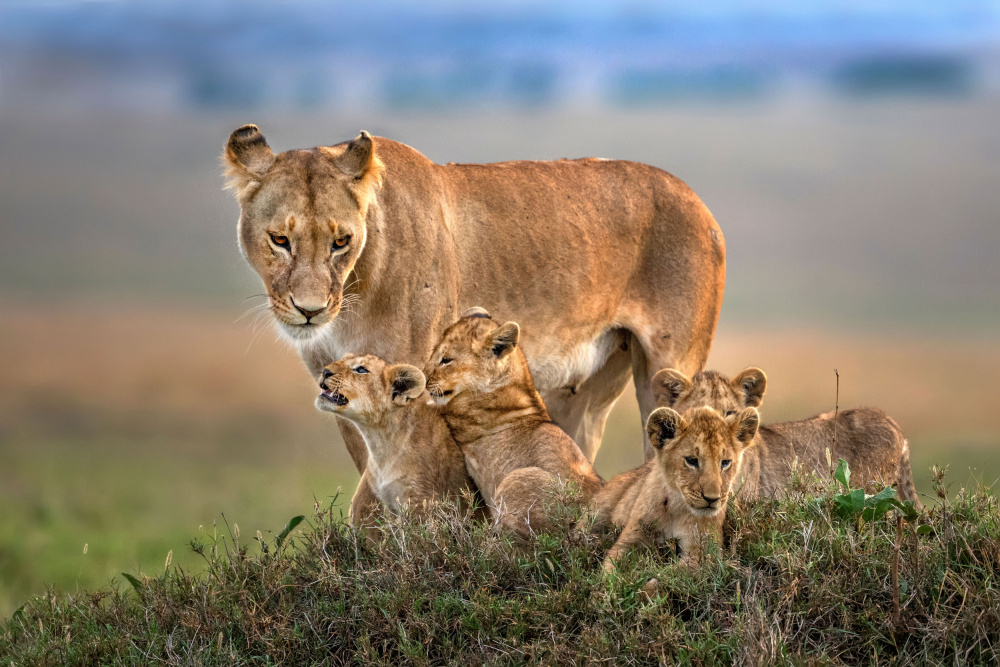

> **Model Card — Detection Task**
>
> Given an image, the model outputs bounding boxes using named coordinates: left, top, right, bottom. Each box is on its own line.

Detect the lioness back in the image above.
left=652, top=367, right=920, bottom=505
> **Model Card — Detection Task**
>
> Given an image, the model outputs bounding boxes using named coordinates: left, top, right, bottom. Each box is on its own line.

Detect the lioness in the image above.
left=223, top=126, right=726, bottom=507
left=588, top=406, right=759, bottom=570
left=424, top=308, right=603, bottom=537
left=315, top=354, right=475, bottom=521
left=651, top=367, right=920, bottom=505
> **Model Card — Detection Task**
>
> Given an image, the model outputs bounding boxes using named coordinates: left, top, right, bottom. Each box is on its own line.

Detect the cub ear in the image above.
left=490, top=322, right=520, bottom=358
left=461, top=306, right=491, bottom=320
left=223, top=124, right=275, bottom=196
left=732, top=367, right=767, bottom=408
left=730, top=407, right=760, bottom=446
left=651, top=369, right=692, bottom=408
left=646, top=407, right=686, bottom=450
left=387, top=364, right=426, bottom=405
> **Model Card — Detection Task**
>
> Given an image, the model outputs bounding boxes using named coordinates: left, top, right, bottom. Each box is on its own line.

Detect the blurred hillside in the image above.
left=3, top=1, right=1000, bottom=113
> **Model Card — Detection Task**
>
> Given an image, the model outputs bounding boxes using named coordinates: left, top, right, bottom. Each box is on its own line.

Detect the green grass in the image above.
left=4, top=471, right=1000, bottom=665
left=0, top=433, right=356, bottom=619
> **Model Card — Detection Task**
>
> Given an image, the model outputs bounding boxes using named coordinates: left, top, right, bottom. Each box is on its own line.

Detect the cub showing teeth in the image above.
left=320, top=390, right=349, bottom=406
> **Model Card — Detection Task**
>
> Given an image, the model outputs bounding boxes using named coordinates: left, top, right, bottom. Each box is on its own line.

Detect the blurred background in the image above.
left=2, top=0, right=999, bottom=616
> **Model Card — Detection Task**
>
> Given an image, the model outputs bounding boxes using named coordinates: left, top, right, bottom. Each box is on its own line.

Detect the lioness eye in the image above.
left=725, top=410, right=737, bottom=417
left=354, top=366, right=369, bottom=374
left=721, top=459, right=732, bottom=470
left=332, top=235, right=351, bottom=252
left=684, top=456, right=699, bottom=469
left=269, top=233, right=290, bottom=250
left=439, top=357, right=453, bottom=366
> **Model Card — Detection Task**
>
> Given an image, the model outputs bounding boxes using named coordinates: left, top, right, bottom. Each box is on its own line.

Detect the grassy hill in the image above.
left=4, top=470, right=999, bottom=665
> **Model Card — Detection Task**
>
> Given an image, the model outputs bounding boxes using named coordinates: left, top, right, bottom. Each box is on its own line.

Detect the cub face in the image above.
left=652, top=367, right=767, bottom=416
left=646, top=406, right=760, bottom=516
left=223, top=126, right=385, bottom=343
left=315, top=353, right=425, bottom=423
left=424, top=307, right=521, bottom=405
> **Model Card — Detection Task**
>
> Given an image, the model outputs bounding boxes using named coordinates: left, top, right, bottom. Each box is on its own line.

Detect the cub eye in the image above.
left=721, top=459, right=732, bottom=470
left=439, top=357, right=453, bottom=366
left=269, top=233, right=290, bottom=250
left=331, top=235, right=351, bottom=252
left=354, top=366, right=369, bottom=374
left=725, top=410, right=737, bottom=417
left=684, top=456, right=699, bottom=469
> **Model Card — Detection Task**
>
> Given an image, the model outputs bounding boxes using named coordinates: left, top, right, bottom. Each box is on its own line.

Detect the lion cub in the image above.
left=588, top=406, right=760, bottom=570
left=316, top=353, right=475, bottom=521
left=652, top=367, right=920, bottom=505
left=425, top=308, right=603, bottom=537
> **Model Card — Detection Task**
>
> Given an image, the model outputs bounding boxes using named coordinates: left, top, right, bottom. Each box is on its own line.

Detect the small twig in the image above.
left=892, top=514, right=902, bottom=626
left=832, top=369, right=840, bottom=460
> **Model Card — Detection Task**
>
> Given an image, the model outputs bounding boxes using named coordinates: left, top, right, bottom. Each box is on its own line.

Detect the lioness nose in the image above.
left=292, top=298, right=329, bottom=320
left=701, top=492, right=720, bottom=505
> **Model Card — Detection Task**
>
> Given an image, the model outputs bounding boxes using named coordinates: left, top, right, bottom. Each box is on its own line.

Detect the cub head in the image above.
left=646, top=406, right=760, bottom=517
left=424, top=307, right=522, bottom=405
left=223, top=125, right=385, bottom=343
left=315, top=354, right=425, bottom=424
left=652, top=367, right=767, bottom=417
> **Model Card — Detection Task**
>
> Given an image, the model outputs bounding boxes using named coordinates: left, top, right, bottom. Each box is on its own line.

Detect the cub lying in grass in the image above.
left=652, top=367, right=920, bottom=505
left=316, top=354, right=477, bottom=523
left=587, top=406, right=760, bottom=570
left=425, top=308, right=603, bottom=537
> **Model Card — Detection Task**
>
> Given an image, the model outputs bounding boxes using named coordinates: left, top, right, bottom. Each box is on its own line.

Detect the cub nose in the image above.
left=701, top=492, right=720, bottom=505
left=292, top=298, right=329, bottom=320
left=320, top=368, right=333, bottom=387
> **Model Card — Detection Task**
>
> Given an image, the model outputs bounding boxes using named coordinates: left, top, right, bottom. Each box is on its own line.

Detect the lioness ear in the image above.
left=731, top=407, right=760, bottom=446
left=461, top=306, right=491, bottom=320
left=490, top=322, right=520, bottom=358
left=335, top=131, right=377, bottom=178
left=651, top=369, right=691, bottom=408
left=223, top=124, right=275, bottom=196
left=387, top=364, right=426, bottom=405
left=646, top=407, right=686, bottom=450
left=732, top=367, right=767, bottom=408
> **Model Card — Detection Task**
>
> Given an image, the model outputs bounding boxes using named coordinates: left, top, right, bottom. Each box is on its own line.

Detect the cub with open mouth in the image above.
left=425, top=308, right=604, bottom=537
left=316, top=353, right=479, bottom=522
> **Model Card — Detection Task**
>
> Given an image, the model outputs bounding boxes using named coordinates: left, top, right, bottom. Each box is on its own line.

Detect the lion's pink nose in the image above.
left=292, top=297, right=329, bottom=320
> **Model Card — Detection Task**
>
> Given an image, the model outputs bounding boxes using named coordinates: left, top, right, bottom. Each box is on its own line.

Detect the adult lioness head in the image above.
left=652, top=367, right=767, bottom=417
left=316, top=354, right=425, bottom=422
left=424, top=307, right=522, bottom=405
left=646, top=406, right=759, bottom=517
left=223, top=125, right=384, bottom=342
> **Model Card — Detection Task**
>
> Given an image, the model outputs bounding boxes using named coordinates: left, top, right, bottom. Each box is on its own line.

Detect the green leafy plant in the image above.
left=831, top=458, right=927, bottom=531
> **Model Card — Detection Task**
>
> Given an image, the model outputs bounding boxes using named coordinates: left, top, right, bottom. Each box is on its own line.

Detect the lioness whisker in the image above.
left=233, top=302, right=271, bottom=324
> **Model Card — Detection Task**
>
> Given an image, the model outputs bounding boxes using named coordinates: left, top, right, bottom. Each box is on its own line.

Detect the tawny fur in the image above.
left=425, top=311, right=604, bottom=537
left=315, top=354, right=480, bottom=524
left=223, top=126, right=727, bottom=510
left=653, top=367, right=921, bottom=506
left=587, top=406, right=760, bottom=570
